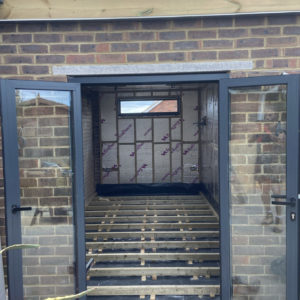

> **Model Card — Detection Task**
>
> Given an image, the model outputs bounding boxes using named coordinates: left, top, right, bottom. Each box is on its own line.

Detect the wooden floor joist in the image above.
left=86, top=240, right=220, bottom=249
left=86, top=252, right=220, bottom=262
left=88, top=266, right=220, bottom=277
left=86, top=222, right=217, bottom=230
left=87, top=285, right=220, bottom=296
left=85, top=194, right=220, bottom=299
left=85, top=215, right=219, bottom=223
left=85, top=209, right=213, bottom=216
left=86, top=230, right=220, bottom=240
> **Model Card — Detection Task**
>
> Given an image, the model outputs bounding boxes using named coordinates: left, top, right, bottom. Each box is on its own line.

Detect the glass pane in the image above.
left=229, top=85, right=287, bottom=299
left=16, top=89, right=75, bottom=299
left=119, top=99, right=179, bottom=114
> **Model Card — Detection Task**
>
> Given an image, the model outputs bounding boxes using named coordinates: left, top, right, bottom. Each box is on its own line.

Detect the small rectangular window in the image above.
left=118, top=97, right=180, bottom=116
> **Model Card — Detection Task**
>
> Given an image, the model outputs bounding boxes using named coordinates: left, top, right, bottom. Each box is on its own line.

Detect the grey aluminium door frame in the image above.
left=0, top=79, right=86, bottom=299
left=219, top=75, right=300, bottom=300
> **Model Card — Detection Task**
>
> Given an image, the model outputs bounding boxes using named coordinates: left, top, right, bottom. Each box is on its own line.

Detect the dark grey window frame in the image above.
left=219, top=75, right=300, bottom=300
left=0, top=79, right=85, bottom=300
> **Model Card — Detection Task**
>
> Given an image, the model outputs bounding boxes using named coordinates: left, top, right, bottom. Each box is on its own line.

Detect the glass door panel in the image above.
left=220, top=75, right=299, bottom=300
left=229, top=85, right=287, bottom=299
left=16, top=89, right=75, bottom=299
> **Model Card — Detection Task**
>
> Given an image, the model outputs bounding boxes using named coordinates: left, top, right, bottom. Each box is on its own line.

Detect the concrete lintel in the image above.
left=52, top=61, right=253, bottom=76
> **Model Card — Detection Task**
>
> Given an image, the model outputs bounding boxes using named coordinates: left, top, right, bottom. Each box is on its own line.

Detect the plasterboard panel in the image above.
left=136, top=142, right=152, bottom=183
left=119, top=144, right=135, bottom=184
left=182, top=91, right=199, bottom=141
left=100, top=93, right=117, bottom=142
left=136, top=119, right=152, bottom=141
left=154, top=118, right=169, bottom=142
left=183, top=143, right=199, bottom=183
left=154, top=144, right=170, bottom=183
left=118, top=119, right=134, bottom=143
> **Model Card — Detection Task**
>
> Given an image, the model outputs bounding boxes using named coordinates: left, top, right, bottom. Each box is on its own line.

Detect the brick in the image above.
left=251, top=27, right=281, bottom=36
left=22, top=65, right=49, bottom=75
left=264, top=165, right=285, bottom=174
left=50, top=22, right=78, bottom=31
left=23, top=188, right=53, bottom=197
left=203, top=17, right=233, bottom=28
left=203, top=39, right=233, bottom=48
left=96, top=54, right=126, bottom=64
left=173, top=19, right=201, bottom=28
left=40, top=137, right=69, bottom=146
left=0, top=23, right=16, bottom=32
left=36, top=55, right=65, bottom=63
left=112, top=21, right=138, bottom=30
left=0, top=45, right=16, bottom=54
left=54, top=188, right=72, bottom=196
left=127, top=53, right=156, bottom=62
left=142, top=42, right=170, bottom=51
left=111, top=43, right=139, bottom=52
left=235, top=15, right=265, bottom=26
left=285, top=47, right=300, bottom=56
left=191, top=51, right=217, bottom=60
left=20, top=178, right=37, bottom=187
left=129, top=32, right=155, bottom=41
left=219, top=50, right=248, bottom=59
left=18, top=22, right=48, bottom=32
left=50, top=44, right=78, bottom=53
left=24, top=107, right=54, bottom=116
left=231, top=102, right=259, bottom=112
left=66, top=54, right=95, bottom=64
left=231, top=114, right=246, bottom=122
left=40, top=197, right=69, bottom=206
left=20, top=45, right=48, bottom=53
left=159, top=31, right=186, bottom=40
left=4, top=55, right=33, bottom=64
left=55, top=107, right=69, bottom=115
left=267, top=15, right=297, bottom=25
left=141, top=20, right=170, bottom=30
left=40, top=275, right=70, bottom=285
left=158, top=52, right=185, bottom=61
left=55, top=148, right=70, bottom=156
left=0, top=66, right=18, bottom=74
left=19, top=159, right=38, bottom=168
left=251, top=48, right=278, bottom=58
left=266, top=36, right=297, bottom=47
left=237, top=38, right=264, bottom=48
left=272, top=59, right=289, bottom=68
left=39, top=117, right=68, bottom=126
left=54, top=127, right=69, bottom=136
left=173, top=41, right=199, bottom=50
left=2, top=34, right=32, bottom=43
left=80, top=21, right=107, bottom=31
left=219, top=28, right=248, bottom=38
left=24, top=148, right=53, bottom=157
left=34, top=34, right=63, bottom=43
left=65, top=34, right=94, bottom=42
left=95, top=33, right=123, bottom=42
left=80, top=43, right=109, bottom=53
left=188, top=30, right=216, bottom=39
left=284, top=26, right=300, bottom=35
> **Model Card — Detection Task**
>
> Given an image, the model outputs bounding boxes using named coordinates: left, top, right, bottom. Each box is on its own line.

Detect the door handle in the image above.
left=12, top=205, right=32, bottom=214
left=271, top=195, right=296, bottom=207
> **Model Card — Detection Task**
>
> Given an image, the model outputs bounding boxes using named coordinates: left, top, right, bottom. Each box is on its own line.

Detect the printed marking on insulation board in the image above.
left=161, top=142, right=181, bottom=156
left=130, top=142, right=145, bottom=157
left=161, top=119, right=184, bottom=141
left=130, top=164, right=148, bottom=182
left=161, top=166, right=182, bottom=182
left=143, top=127, right=152, bottom=137
left=183, top=144, right=195, bottom=155
left=115, top=123, right=133, bottom=139
left=102, top=143, right=115, bottom=156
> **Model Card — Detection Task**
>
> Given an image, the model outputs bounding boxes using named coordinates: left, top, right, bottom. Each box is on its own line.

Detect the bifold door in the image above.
left=0, top=80, right=85, bottom=299
left=220, top=75, right=299, bottom=299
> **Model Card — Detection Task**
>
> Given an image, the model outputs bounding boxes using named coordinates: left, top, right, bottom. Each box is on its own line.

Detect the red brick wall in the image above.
left=0, top=14, right=300, bottom=82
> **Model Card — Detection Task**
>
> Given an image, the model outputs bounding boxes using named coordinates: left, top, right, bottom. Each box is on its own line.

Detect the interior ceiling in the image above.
left=0, top=0, right=299, bottom=20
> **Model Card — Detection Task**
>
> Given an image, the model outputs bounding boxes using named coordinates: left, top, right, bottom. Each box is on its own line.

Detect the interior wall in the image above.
left=200, top=83, right=219, bottom=206
left=82, top=94, right=96, bottom=204
left=98, top=85, right=202, bottom=185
